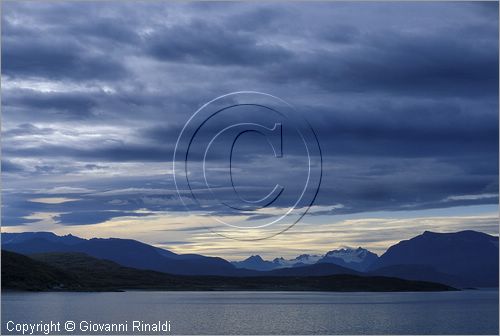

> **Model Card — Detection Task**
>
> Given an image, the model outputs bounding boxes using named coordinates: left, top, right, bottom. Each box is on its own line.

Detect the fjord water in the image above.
left=2, top=290, right=498, bottom=335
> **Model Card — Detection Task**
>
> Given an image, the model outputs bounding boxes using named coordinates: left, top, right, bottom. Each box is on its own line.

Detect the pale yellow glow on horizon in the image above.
left=3, top=208, right=498, bottom=261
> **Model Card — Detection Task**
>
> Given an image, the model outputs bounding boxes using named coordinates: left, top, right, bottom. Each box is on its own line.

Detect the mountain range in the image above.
left=233, top=247, right=378, bottom=272
left=2, top=230, right=498, bottom=288
left=2, top=250, right=454, bottom=292
left=2, top=231, right=238, bottom=276
left=370, top=230, right=499, bottom=287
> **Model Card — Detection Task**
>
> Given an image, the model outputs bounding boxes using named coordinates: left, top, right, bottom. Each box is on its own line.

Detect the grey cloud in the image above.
left=1, top=160, right=24, bottom=173
left=2, top=123, right=55, bottom=137
left=4, top=89, right=98, bottom=119
left=145, top=20, right=292, bottom=66
left=2, top=38, right=127, bottom=81
left=263, top=30, right=498, bottom=98
left=53, top=210, right=153, bottom=226
left=3, top=143, right=174, bottom=162
left=1, top=1, right=498, bottom=228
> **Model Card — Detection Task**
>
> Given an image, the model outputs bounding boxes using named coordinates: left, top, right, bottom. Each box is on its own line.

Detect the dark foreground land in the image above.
left=2, top=250, right=456, bottom=292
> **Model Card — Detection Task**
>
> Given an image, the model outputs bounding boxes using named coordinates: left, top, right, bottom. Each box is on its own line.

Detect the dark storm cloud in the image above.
left=53, top=211, right=152, bottom=226
left=1, top=192, right=42, bottom=226
left=145, top=20, right=292, bottom=66
left=1, top=2, right=130, bottom=81
left=1, top=1, right=498, bottom=227
left=4, top=89, right=98, bottom=118
left=2, top=38, right=127, bottom=81
left=264, top=30, right=498, bottom=98
left=315, top=166, right=498, bottom=215
left=2, top=214, right=39, bottom=227
left=66, top=15, right=141, bottom=45
left=1, top=159, right=24, bottom=173
left=306, top=101, right=498, bottom=157
left=3, top=143, right=175, bottom=162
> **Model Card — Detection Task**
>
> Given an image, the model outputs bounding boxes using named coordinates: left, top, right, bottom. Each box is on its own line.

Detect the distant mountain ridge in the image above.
left=2, top=250, right=455, bottom=292
left=233, top=247, right=378, bottom=272
left=318, top=247, right=379, bottom=271
left=370, top=230, right=499, bottom=287
left=2, top=230, right=498, bottom=288
left=2, top=232, right=237, bottom=276
left=232, top=255, right=277, bottom=271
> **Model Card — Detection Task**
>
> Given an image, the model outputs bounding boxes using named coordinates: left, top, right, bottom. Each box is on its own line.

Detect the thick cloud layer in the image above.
left=1, top=2, right=498, bottom=230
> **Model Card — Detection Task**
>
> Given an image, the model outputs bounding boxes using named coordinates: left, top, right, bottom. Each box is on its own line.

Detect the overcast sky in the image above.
left=2, top=1, right=498, bottom=259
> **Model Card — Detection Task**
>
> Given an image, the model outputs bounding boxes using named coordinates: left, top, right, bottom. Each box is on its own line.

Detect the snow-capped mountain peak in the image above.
left=293, top=254, right=322, bottom=264
left=324, top=247, right=372, bottom=263
left=233, top=247, right=378, bottom=272
left=320, top=247, right=379, bottom=271
left=271, top=254, right=321, bottom=267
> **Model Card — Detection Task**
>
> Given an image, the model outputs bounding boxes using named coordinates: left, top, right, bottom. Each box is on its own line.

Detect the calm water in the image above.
left=2, top=290, right=498, bottom=335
